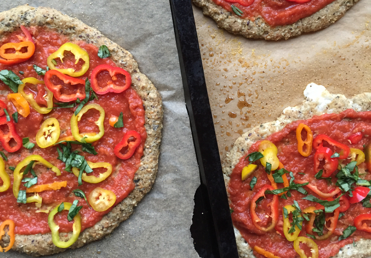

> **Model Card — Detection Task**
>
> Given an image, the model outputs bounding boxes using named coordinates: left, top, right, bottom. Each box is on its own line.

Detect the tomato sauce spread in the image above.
left=230, top=109, right=371, bottom=258
left=0, top=28, right=146, bottom=234
left=213, top=0, right=336, bottom=26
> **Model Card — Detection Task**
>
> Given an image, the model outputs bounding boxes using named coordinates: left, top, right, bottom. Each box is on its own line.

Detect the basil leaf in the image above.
left=338, top=212, right=345, bottom=219
left=250, top=176, right=257, bottom=190
left=12, top=112, right=18, bottom=123
left=280, top=194, right=287, bottom=199
left=265, top=162, right=271, bottom=175
left=54, top=102, right=76, bottom=108
left=302, top=195, right=340, bottom=213
left=9, top=166, right=15, bottom=171
left=17, top=190, right=27, bottom=203
left=58, top=203, right=65, bottom=213
left=245, top=152, right=264, bottom=163
left=357, top=179, right=371, bottom=186
left=315, top=170, right=324, bottom=179
left=56, top=140, right=97, bottom=155
left=4, top=109, right=10, bottom=122
left=362, top=189, right=371, bottom=208
left=230, top=208, right=234, bottom=214
left=23, top=161, right=35, bottom=176
left=33, top=65, right=47, bottom=76
left=114, top=112, right=124, bottom=128
left=297, top=187, right=308, bottom=195
left=73, top=189, right=89, bottom=205
left=22, top=176, right=38, bottom=188
left=331, top=152, right=340, bottom=158
left=231, top=4, right=243, bottom=16
left=0, top=151, right=7, bottom=161
left=345, top=161, right=357, bottom=172
left=339, top=226, right=356, bottom=240
left=19, top=71, right=24, bottom=75
left=306, top=234, right=316, bottom=239
left=292, top=200, right=301, bottom=212
left=98, top=45, right=111, bottom=58
left=273, top=168, right=289, bottom=184
left=67, top=200, right=83, bottom=221
left=0, top=70, right=22, bottom=92
left=74, top=79, right=91, bottom=115
left=22, top=137, right=35, bottom=149
left=283, top=207, right=288, bottom=219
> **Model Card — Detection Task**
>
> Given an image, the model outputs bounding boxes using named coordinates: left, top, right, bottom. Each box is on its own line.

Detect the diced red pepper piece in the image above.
left=114, top=131, right=141, bottom=160
left=0, top=117, right=22, bottom=152
left=225, top=0, right=254, bottom=7
left=0, top=100, right=7, bottom=117
left=313, top=134, right=350, bottom=159
left=338, top=195, right=350, bottom=212
left=348, top=132, right=363, bottom=144
left=313, top=146, right=338, bottom=177
left=348, top=186, right=370, bottom=204
left=355, top=214, right=371, bottom=233
left=44, top=70, right=86, bottom=102
left=90, top=64, right=131, bottom=95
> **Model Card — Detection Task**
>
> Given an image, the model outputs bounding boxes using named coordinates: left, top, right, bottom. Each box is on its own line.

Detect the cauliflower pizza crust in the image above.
left=0, top=5, right=163, bottom=256
left=223, top=83, right=371, bottom=257
left=193, top=0, right=360, bottom=40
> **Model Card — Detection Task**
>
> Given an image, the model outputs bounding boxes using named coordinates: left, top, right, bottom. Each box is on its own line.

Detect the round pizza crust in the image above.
left=223, top=83, right=371, bottom=257
left=0, top=5, right=163, bottom=256
left=193, top=0, right=360, bottom=40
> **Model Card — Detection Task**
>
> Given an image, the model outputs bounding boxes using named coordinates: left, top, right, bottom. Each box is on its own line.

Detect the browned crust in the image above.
left=0, top=5, right=163, bottom=256
left=192, top=0, right=360, bottom=40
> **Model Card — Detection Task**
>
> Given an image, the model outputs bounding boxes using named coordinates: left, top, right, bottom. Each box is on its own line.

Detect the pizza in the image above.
left=193, top=0, right=360, bottom=40
left=0, top=5, right=162, bottom=256
left=223, top=83, right=371, bottom=258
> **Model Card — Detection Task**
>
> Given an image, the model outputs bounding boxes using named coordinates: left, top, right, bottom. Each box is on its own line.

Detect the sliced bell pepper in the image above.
left=0, top=117, right=22, bottom=152
left=260, top=147, right=279, bottom=171
left=88, top=187, right=117, bottom=212
left=296, top=123, right=313, bottom=157
left=26, top=181, right=67, bottom=193
left=250, top=184, right=278, bottom=232
left=295, top=179, right=341, bottom=198
left=48, top=202, right=81, bottom=248
left=313, top=134, right=350, bottom=159
left=7, top=93, right=30, bottom=118
left=20, top=25, right=34, bottom=43
left=90, top=64, right=131, bottom=95
left=259, top=140, right=278, bottom=154
left=71, top=103, right=105, bottom=143
left=348, top=132, right=363, bottom=144
left=225, top=0, right=254, bottom=7
left=253, top=246, right=280, bottom=258
left=338, top=195, right=350, bottom=212
left=114, top=130, right=141, bottom=160
left=350, top=148, right=365, bottom=165
left=313, top=146, right=338, bottom=177
left=36, top=118, right=61, bottom=148
left=355, top=214, right=371, bottom=233
left=349, top=186, right=370, bottom=204
left=0, top=100, right=7, bottom=117
left=241, top=164, right=257, bottom=181
left=364, top=143, right=371, bottom=172
left=44, top=70, right=86, bottom=102
left=47, top=42, right=90, bottom=77
left=0, top=41, right=35, bottom=60
left=0, top=220, right=15, bottom=252
left=283, top=205, right=302, bottom=242
left=56, top=132, right=97, bottom=144
left=18, top=78, right=54, bottom=114
left=0, top=156, right=9, bottom=192
left=13, top=155, right=61, bottom=204
left=72, top=161, right=112, bottom=184
left=306, top=209, right=339, bottom=240
left=293, top=237, right=318, bottom=258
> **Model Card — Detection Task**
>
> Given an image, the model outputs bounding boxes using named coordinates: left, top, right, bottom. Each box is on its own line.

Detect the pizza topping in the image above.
left=348, top=186, right=370, bottom=204
left=260, top=147, right=279, bottom=171
left=295, top=180, right=340, bottom=198
left=72, top=161, right=112, bottom=184
left=36, top=118, right=61, bottom=148
left=282, top=203, right=302, bottom=241
left=72, top=189, right=90, bottom=207
left=241, top=164, right=258, bottom=181
left=313, top=146, right=338, bottom=177
left=354, top=214, right=371, bottom=233
left=0, top=116, right=22, bottom=152
left=305, top=207, right=339, bottom=240
left=0, top=156, right=10, bottom=192
left=0, top=220, right=15, bottom=252
left=313, top=134, right=350, bottom=159
left=0, top=41, right=35, bottom=61
left=90, top=64, right=131, bottom=95
left=47, top=42, right=90, bottom=77
left=349, top=148, right=365, bottom=165
left=293, top=237, right=318, bottom=258
left=88, top=187, right=116, bottom=212
left=253, top=246, right=280, bottom=258
left=7, top=93, right=30, bottom=118
left=348, top=132, right=363, bottom=144
left=97, top=45, right=111, bottom=59
left=0, top=100, right=7, bottom=117
left=44, top=70, right=86, bottom=102
left=22, top=137, right=35, bottom=149
left=296, top=123, right=313, bottom=157
left=0, top=70, right=22, bottom=92
left=26, top=181, right=67, bottom=193
left=114, top=112, right=124, bottom=128
left=109, top=115, right=119, bottom=127
left=114, top=130, right=141, bottom=160
left=18, top=78, right=54, bottom=114
left=48, top=202, right=81, bottom=248
left=71, top=103, right=105, bottom=143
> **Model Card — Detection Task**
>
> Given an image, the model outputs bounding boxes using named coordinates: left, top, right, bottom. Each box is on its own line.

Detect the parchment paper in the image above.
left=0, top=1, right=200, bottom=257
left=193, top=0, right=371, bottom=161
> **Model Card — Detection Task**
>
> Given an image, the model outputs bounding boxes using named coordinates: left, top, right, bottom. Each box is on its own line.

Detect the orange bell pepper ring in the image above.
left=0, top=220, right=15, bottom=252
left=7, top=93, right=30, bottom=118
left=253, top=246, right=281, bottom=258
left=0, top=41, right=35, bottom=60
left=296, top=123, right=313, bottom=157
left=26, top=181, right=67, bottom=193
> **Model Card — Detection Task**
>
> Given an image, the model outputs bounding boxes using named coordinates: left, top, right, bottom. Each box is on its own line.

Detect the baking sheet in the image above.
left=0, top=1, right=200, bottom=257
left=193, top=0, right=371, bottom=161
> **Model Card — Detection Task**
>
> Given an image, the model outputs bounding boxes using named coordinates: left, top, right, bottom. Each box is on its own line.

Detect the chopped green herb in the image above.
left=98, top=45, right=111, bottom=58
left=4, top=109, right=10, bottom=122
left=23, top=161, right=35, bottom=176
left=280, top=194, right=287, bottom=199
left=67, top=200, right=83, bottom=221
left=22, top=137, right=35, bottom=149
left=362, top=188, right=371, bottom=208
left=17, top=190, right=27, bottom=204
left=338, top=212, right=345, bottom=219
left=75, top=79, right=93, bottom=115
left=313, top=211, right=326, bottom=236
left=265, top=171, right=308, bottom=196
left=250, top=176, right=257, bottom=190
left=114, top=112, right=124, bottom=128
left=298, top=172, right=305, bottom=175
left=0, top=70, right=22, bottom=92
left=339, top=226, right=356, bottom=240
left=331, top=153, right=340, bottom=158
left=306, top=234, right=316, bottom=239
left=245, top=152, right=264, bottom=163
left=255, top=196, right=264, bottom=205
left=265, top=162, right=272, bottom=175
left=12, top=112, right=18, bottom=123
left=336, top=161, right=359, bottom=193
left=357, top=179, right=370, bottom=186
left=288, top=202, right=304, bottom=233
left=0, top=151, right=7, bottom=161
left=58, top=202, right=65, bottom=213
left=22, top=176, right=38, bottom=188
left=302, top=195, right=340, bottom=213
left=56, top=140, right=97, bottom=155
left=51, top=59, right=57, bottom=65
left=9, top=166, right=15, bottom=171
left=283, top=207, right=288, bottom=219
left=231, top=4, right=243, bottom=16
left=273, top=168, right=289, bottom=184
left=33, top=65, right=48, bottom=76
left=315, top=169, right=332, bottom=184
left=73, top=189, right=90, bottom=206
left=19, top=71, right=24, bottom=75
left=230, top=208, right=234, bottom=214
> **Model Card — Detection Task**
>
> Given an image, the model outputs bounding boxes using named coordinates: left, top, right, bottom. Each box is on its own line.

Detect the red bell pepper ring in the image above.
left=313, top=134, right=350, bottom=159
left=250, top=184, right=278, bottom=232
left=90, top=64, right=131, bottom=95
left=355, top=214, right=371, bottom=233
left=348, top=132, right=363, bottom=144
left=0, top=100, right=7, bottom=117
left=306, top=208, right=339, bottom=240
left=0, top=117, right=22, bottom=152
left=114, top=131, right=141, bottom=160
left=348, top=186, right=370, bottom=204
left=225, top=0, right=254, bottom=7
left=295, top=179, right=341, bottom=198
left=313, top=146, right=338, bottom=177
left=338, top=195, right=350, bottom=212
left=44, top=70, right=86, bottom=102
left=20, top=25, right=35, bottom=44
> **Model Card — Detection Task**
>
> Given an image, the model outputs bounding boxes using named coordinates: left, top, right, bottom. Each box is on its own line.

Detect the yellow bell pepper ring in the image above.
left=48, top=202, right=81, bottom=248
left=260, top=148, right=279, bottom=171
left=71, top=103, right=105, bottom=143
left=47, top=42, right=90, bottom=77
left=36, top=118, right=61, bottom=148
left=259, top=140, right=278, bottom=155
left=350, top=148, right=365, bottom=165
left=0, top=156, right=10, bottom=192
left=18, top=78, right=54, bottom=114
left=72, top=161, right=112, bottom=184
left=293, top=237, right=319, bottom=258
left=13, top=155, right=61, bottom=204
left=283, top=205, right=302, bottom=242
left=7, top=93, right=30, bottom=118
left=241, top=164, right=257, bottom=181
